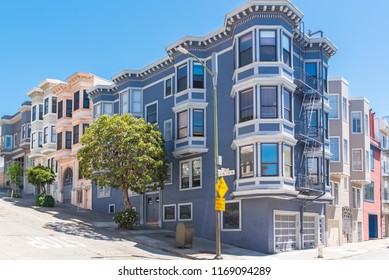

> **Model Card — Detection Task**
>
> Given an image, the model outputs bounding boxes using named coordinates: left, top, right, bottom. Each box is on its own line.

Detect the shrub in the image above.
left=113, top=208, right=138, bottom=229
left=36, top=193, right=55, bottom=207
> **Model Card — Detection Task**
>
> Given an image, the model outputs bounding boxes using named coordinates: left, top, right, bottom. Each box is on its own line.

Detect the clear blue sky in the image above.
left=0, top=0, right=388, bottom=117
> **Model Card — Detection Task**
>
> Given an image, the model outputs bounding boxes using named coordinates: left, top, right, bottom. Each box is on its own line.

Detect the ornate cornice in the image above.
left=39, top=79, right=63, bottom=92
left=67, top=72, right=94, bottom=87
left=27, top=88, right=43, bottom=99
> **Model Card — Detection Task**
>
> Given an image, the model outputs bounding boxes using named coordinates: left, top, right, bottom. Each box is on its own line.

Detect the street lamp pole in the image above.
left=177, top=46, right=222, bottom=259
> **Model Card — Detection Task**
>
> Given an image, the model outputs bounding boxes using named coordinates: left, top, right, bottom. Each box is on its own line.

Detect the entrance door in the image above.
left=145, top=194, right=159, bottom=224
left=368, top=214, right=378, bottom=239
left=63, top=168, right=73, bottom=204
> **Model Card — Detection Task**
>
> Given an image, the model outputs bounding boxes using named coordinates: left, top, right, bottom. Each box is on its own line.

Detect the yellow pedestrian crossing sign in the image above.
left=215, top=197, right=225, bottom=211
left=216, top=177, right=228, bottom=198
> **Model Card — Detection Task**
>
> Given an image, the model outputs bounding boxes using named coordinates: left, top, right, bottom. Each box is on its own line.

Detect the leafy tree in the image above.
left=77, top=114, right=168, bottom=210
left=26, top=164, right=56, bottom=194
left=7, top=162, right=23, bottom=193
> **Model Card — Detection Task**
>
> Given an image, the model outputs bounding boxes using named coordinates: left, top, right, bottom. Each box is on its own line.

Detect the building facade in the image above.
left=27, top=79, right=62, bottom=196
left=0, top=102, right=33, bottom=194
left=375, top=116, right=389, bottom=238
left=52, top=72, right=111, bottom=209
left=88, top=0, right=337, bottom=254
left=365, top=111, right=382, bottom=240
left=327, top=78, right=361, bottom=245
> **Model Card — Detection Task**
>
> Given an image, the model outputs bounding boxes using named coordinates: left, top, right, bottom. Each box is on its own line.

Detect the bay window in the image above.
left=238, top=32, right=253, bottom=67
left=177, top=64, right=188, bottom=92
left=239, top=88, right=254, bottom=122
left=260, top=30, right=276, bottom=61
left=239, top=145, right=254, bottom=178
left=261, top=143, right=278, bottom=176
left=260, top=86, right=277, bottom=119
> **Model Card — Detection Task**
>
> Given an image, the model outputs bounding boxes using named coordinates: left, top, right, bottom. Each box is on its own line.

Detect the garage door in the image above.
left=274, top=214, right=297, bottom=252
left=303, top=216, right=316, bottom=248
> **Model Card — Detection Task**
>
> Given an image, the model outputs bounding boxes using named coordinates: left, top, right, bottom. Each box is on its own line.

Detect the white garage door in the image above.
left=274, top=214, right=297, bottom=252
left=303, top=216, right=316, bottom=248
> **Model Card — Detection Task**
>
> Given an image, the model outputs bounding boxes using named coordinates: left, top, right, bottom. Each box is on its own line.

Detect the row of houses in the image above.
left=0, top=0, right=388, bottom=254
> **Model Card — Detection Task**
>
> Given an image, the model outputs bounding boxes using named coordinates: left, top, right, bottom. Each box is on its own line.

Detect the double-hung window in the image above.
left=51, top=126, right=56, bottom=142
left=330, top=138, right=339, bottom=161
left=261, top=144, right=278, bottom=176
left=65, top=131, right=72, bottom=149
left=145, top=102, right=157, bottom=124
left=177, top=111, right=188, bottom=139
left=239, top=145, right=254, bottom=178
left=260, top=30, right=276, bottom=61
left=32, top=105, right=37, bottom=121
left=103, top=103, right=113, bottom=116
left=260, top=86, right=277, bottom=119
left=38, top=132, right=43, bottom=147
left=177, top=64, right=188, bottom=93
left=342, top=97, right=348, bottom=121
left=282, top=33, right=291, bottom=66
left=39, top=104, right=43, bottom=120
left=57, top=132, right=62, bottom=150
left=193, top=62, right=204, bottom=89
left=73, top=125, right=79, bottom=145
left=131, top=90, right=142, bottom=115
left=193, top=109, right=204, bottom=137
left=329, top=95, right=339, bottom=119
left=43, top=127, right=48, bottom=144
left=74, top=91, right=80, bottom=111
left=305, top=62, right=317, bottom=89
left=238, top=32, right=252, bottom=67
left=44, top=98, right=49, bottom=115
left=352, top=149, right=363, bottom=171
left=165, top=78, right=172, bottom=98
left=120, top=91, right=129, bottom=114
left=364, top=182, right=374, bottom=202
left=52, top=97, right=57, bottom=114
left=83, top=90, right=90, bottom=109
left=66, top=99, right=72, bottom=117
left=351, top=112, right=362, bottom=133
left=180, top=158, right=201, bottom=190
left=239, top=88, right=254, bottom=122
left=283, top=89, right=292, bottom=121
left=284, top=145, right=293, bottom=178
left=4, top=135, right=12, bottom=149
left=163, top=119, right=173, bottom=141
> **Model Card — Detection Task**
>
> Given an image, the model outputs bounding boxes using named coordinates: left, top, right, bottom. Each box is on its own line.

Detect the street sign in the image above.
left=215, top=197, right=225, bottom=211
left=218, top=168, right=235, bottom=177
left=215, top=177, right=228, bottom=198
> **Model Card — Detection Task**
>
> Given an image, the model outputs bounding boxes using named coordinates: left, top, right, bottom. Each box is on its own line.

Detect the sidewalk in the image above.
left=1, top=191, right=388, bottom=260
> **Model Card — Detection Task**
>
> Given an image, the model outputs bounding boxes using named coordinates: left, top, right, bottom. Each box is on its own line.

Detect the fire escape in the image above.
left=294, top=23, right=327, bottom=198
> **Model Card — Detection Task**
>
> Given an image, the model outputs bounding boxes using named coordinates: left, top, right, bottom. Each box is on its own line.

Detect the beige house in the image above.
left=327, top=78, right=365, bottom=246
left=52, top=72, right=111, bottom=209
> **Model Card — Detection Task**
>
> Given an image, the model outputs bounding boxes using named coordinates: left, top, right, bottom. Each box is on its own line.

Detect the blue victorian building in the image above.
left=87, top=0, right=337, bottom=254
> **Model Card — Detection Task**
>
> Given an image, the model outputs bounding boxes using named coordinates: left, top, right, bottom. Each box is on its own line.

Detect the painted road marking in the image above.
left=27, top=237, right=87, bottom=249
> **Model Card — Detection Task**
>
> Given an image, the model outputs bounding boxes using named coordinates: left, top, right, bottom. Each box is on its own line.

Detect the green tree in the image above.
left=77, top=114, right=168, bottom=210
left=7, top=162, right=23, bottom=193
left=26, top=164, right=56, bottom=194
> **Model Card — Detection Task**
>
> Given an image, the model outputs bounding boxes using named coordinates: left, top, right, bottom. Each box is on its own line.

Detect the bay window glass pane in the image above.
left=193, top=63, right=204, bottom=88
left=239, top=88, right=253, bottom=122
left=177, top=64, right=187, bottom=92
left=193, top=109, right=204, bottom=136
left=261, top=144, right=278, bottom=176
left=178, top=111, right=188, bottom=139
left=283, top=90, right=292, bottom=121
left=192, top=159, right=201, bottom=187
left=240, top=145, right=254, bottom=178
left=282, top=33, right=291, bottom=66
left=181, top=162, right=190, bottom=189
left=260, top=87, right=277, bottom=118
left=131, top=90, right=142, bottom=113
left=284, top=145, right=293, bottom=177
left=260, top=31, right=276, bottom=61
left=121, top=91, right=129, bottom=114
left=239, top=32, right=252, bottom=67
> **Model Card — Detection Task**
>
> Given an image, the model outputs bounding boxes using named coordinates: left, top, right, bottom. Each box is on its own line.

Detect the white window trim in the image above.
left=178, top=202, right=193, bottom=221
left=145, top=101, right=158, bottom=124
left=329, top=137, right=340, bottom=162
left=221, top=200, right=242, bottom=232
left=163, top=119, right=173, bottom=141
left=13, top=133, right=17, bottom=148
left=108, top=204, right=116, bottom=214
left=352, top=148, right=363, bottom=171
left=93, top=102, right=102, bottom=119
left=329, top=94, right=339, bottom=120
left=130, top=89, right=143, bottom=116
left=162, top=204, right=176, bottom=222
left=351, top=111, right=362, bottom=134
left=102, top=102, right=114, bottom=116
left=179, top=157, right=202, bottom=191
left=176, top=61, right=189, bottom=93
left=97, top=186, right=111, bottom=198
left=119, top=89, right=129, bottom=114
left=343, top=138, right=349, bottom=163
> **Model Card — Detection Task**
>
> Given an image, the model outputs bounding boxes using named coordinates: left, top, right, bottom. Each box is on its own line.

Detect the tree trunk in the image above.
left=122, top=188, right=132, bottom=209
